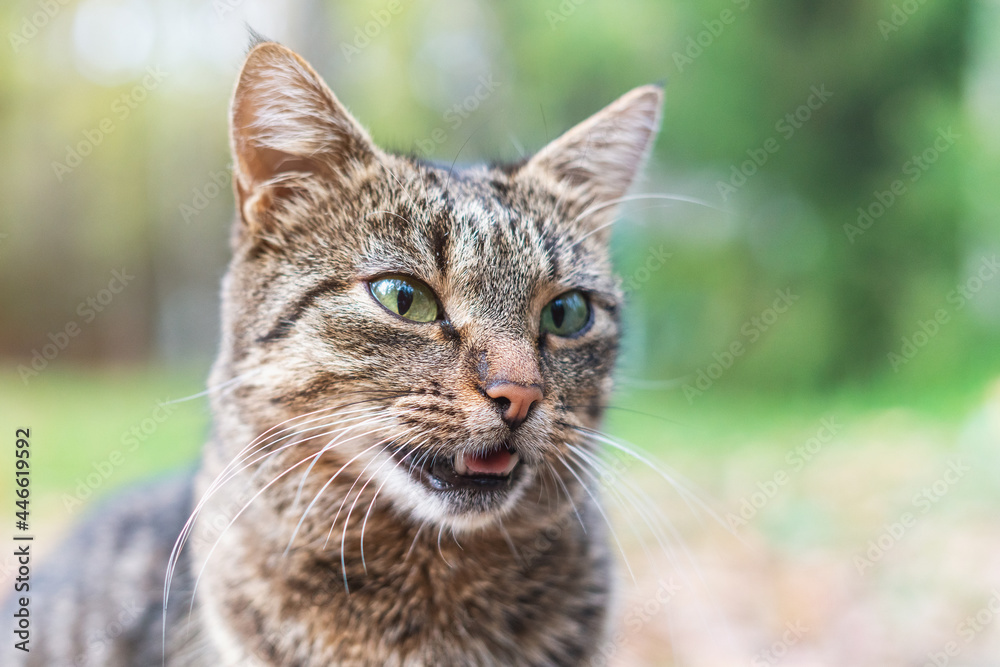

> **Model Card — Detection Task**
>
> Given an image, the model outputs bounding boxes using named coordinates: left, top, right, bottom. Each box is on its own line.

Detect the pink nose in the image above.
left=486, top=382, right=543, bottom=428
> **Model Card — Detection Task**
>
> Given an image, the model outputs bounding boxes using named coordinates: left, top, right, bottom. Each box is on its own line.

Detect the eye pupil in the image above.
left=371, top=276, right=439, bottom=323
left=396, top=282, right=414, bottom=315
left=551, top=299, right=565, bottom=328
left=541, top=290, right=590, bottom=337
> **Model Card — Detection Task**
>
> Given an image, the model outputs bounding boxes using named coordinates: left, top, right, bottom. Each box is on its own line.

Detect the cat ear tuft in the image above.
left=524, top=84, right=663, bottom=210
left=229, top=41, right=379, bottom=237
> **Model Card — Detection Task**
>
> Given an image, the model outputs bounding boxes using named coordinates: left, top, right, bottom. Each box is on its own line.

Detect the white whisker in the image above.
left=286, top=423, right=407, bottom=555
left=569, top=424, right=737, bottom=538
left=436, top=521, right=453, bottom=568
left=160, top=369, right=261, bottom=406
left=543, top=458, right=586, bottom=534
left=555, top=456, right=634, bottom=583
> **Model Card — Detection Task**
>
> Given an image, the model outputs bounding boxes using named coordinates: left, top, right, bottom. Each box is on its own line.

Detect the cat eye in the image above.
left=540, top=290, right=591, bottom=337
left=369, top=275, right=440, bottom=323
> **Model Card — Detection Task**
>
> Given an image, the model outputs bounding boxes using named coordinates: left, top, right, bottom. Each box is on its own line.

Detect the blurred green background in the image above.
left=1, top=0, right=999, bottom=663
left=0, top=0, right=998, bottom=547
left=2, top=0, right=997, bottom=395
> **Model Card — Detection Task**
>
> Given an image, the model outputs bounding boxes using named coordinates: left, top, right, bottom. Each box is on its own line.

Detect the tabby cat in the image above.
left=8, top=39, right=662, bottom=666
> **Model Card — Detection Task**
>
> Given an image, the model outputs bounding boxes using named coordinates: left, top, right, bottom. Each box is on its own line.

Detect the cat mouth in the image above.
left=394, top=445, right=522, bottom=493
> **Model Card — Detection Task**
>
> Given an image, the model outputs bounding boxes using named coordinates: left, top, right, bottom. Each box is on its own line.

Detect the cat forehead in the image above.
left=349, top=162, right=609, bottom=288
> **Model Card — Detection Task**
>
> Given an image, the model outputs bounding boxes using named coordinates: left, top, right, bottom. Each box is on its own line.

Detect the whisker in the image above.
left=164, top=394, right=413, bottom=633
left=573, top=192, right=731, bottom=227
left=445, top=121, right=488, bottom=190
left=323, top=422, right=434, bottom=556
left=563, top=445, right=660, bottom=570
left=290, top=411, right=401, bottom=511
left=497, top=518, right=522, bottom=565
left=562, top=422, right=734, bottom=536
left=569, top=193, right=732, bottom=249
left=336, top=438, right=408, bottom=592
left=613, top=375, right=691, bottom=391
left=165, top=409, right=358, bottom=616
left=167, top=395, right=405, bottom=586
left=436, top=519, right=454, bottom=569
left=171, top=407, right=387, bottom=582
left=566, top=443, right=689, bottom=579
left=560, top=402, right=686, bottom=429
left=379, top=163, right=419, bottom=212
left=207, top=394, right=406, bottom=499
left=286, top=422, right=409, bottom=555
left=190, top=412, right=404, bottom=592
left=566, top=435, right=744, bottom=658
left=555, top=456, right=634, bottom=583
left=161, top=369, right=261, bottom=405
left=185, top=443, right=352, bottom=617
left=323, top=422, right=429, bottom=555
left=358, top=446, right=415, bottom=573
left=404, top=522, right=428, bottom=562
left=367, top=209, right=415, bottom=226
left=543, top=458, right=586, bottom=535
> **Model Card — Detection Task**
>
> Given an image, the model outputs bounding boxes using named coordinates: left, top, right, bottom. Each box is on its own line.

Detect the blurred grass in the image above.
left=0, top=366, right=209, bottom=522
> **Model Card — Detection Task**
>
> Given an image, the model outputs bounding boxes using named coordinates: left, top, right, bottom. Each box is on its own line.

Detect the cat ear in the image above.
left=229, top=41, right=380, bottom=237
left=523, top=84, right=663, bottom=212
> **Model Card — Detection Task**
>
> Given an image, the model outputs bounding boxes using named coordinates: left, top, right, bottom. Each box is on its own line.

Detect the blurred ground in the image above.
left=3, top=369, right=998, bottom=665
left=606, top=380, right=1000, bottom=666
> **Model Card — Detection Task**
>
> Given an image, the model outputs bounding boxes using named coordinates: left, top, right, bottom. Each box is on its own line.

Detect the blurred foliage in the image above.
left=0, top=0, right=997, bottom=399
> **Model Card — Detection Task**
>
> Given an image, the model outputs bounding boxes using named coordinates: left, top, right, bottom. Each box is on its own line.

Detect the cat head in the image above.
left=210, top=41, right=662, bottom=534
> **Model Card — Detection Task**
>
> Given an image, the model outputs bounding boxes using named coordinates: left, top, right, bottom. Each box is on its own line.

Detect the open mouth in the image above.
left=394, top=444, right=522, bottom=492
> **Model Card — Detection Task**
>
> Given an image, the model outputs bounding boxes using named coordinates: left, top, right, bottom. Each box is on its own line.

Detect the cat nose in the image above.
left=485, top=382, right=543, bottom=429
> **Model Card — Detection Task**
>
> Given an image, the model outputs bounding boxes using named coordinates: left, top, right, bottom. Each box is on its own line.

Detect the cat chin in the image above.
left=376, top=455, right=534, bottom=534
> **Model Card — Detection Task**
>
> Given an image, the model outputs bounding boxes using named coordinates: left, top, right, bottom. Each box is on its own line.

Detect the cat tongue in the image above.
left=457, top=448, right=516, bottom=476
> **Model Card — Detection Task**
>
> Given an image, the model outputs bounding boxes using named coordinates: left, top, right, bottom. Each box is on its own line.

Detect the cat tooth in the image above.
left=503, top=451, right=520, bottom=475
left=453, top=453, right=469, bottom=476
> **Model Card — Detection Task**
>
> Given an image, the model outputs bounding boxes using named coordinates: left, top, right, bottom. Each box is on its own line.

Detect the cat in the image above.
left=7, top=38, right=662, bottom=666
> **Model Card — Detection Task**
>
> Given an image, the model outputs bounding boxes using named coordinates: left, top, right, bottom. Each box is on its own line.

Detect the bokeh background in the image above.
left=2, top=0, right=999, bottom=665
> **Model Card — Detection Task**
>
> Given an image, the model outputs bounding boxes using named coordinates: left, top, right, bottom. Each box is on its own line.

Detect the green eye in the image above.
left=540, top=290, right=591, bottom=337
left=370, top=276, right=439, bottom=323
